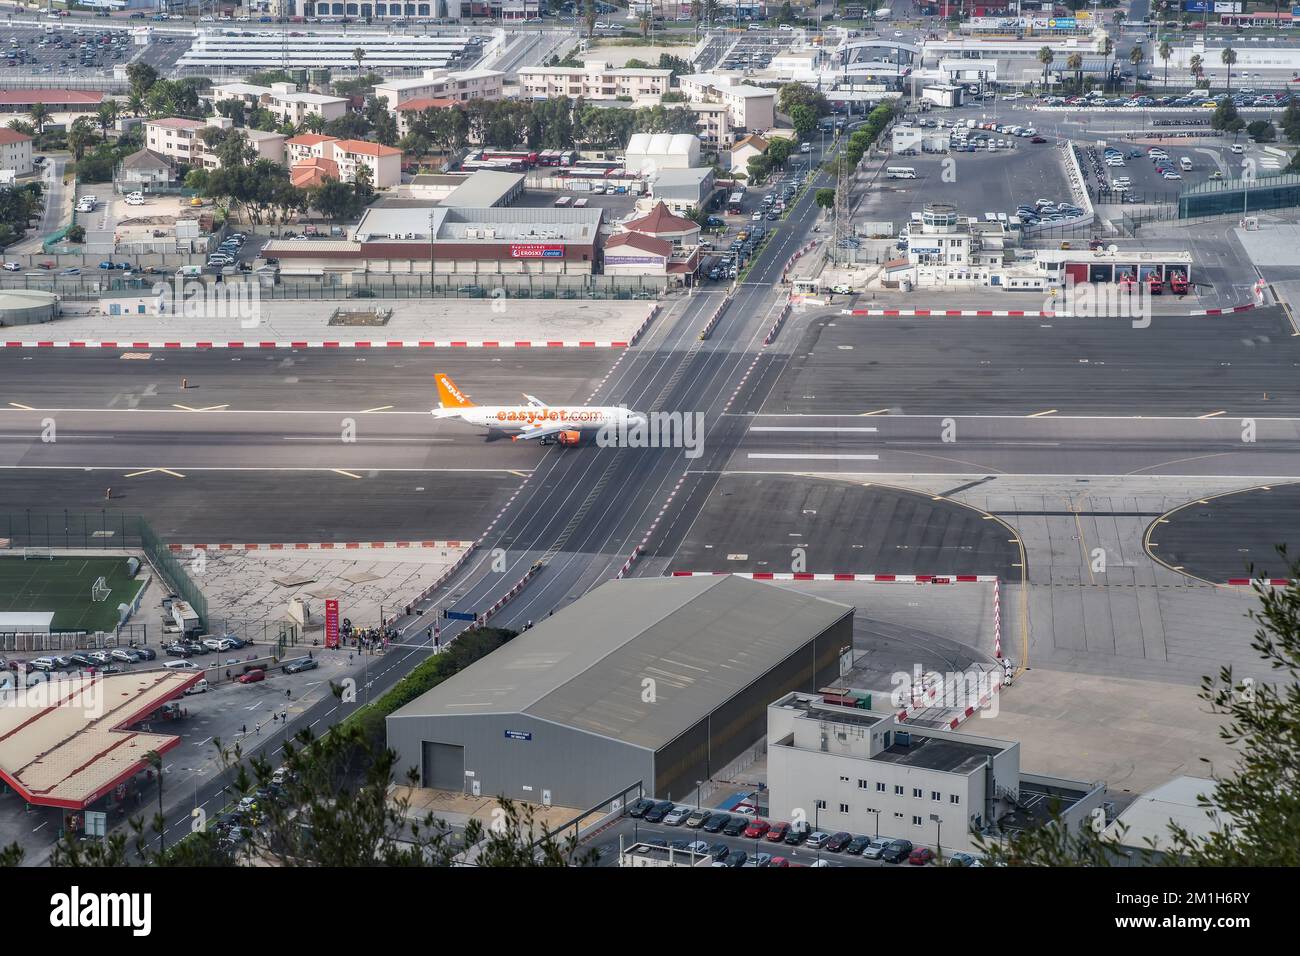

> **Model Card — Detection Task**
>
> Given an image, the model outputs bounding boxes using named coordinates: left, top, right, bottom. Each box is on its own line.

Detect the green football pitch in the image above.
left=0, top=556, right=146, bottom=633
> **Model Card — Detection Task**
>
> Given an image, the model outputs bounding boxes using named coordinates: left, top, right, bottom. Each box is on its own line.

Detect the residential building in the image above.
left=0, top=128, right=34, bottom=177
left=117, top=148, right=178, bottom=188
left=728, top=133, right=769, bottom=174
left=688, top=101, right=733, bottom=150
left=265, top=83, right=349, bottom=127
left=373, top=68, right=505, bottom=110
left=210, top=82, right=274, bottom=112
left=143, top=118, right=207, bottom=165
left=285, top=135, right=402, bottom=189
left=518, top=61, right=673, bottom=103
left=676, top=74, right=776, bottom=132
left=767, top=690, right=1104, bottom=855
left=393, top=98, right=458, bottom=138
left=285, top=134, right=340, bottom=166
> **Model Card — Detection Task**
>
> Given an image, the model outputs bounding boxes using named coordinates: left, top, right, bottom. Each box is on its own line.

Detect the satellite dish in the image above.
left=1107, top=244, right=1119, bottom=255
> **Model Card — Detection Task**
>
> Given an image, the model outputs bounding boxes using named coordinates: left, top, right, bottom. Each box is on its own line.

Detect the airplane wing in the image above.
left=521, top=393, right=546, bottom=407
left=511, top=423, right=568, bottom=443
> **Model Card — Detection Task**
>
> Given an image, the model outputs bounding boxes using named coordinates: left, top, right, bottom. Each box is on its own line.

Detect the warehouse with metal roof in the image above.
left=386, top=575, right=853, bottom=809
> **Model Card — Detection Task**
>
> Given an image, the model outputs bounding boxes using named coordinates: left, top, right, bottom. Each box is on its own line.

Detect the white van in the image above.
left=1179, top=157, right=1193, bottom=171
left=175, top=265, right=201, bottom=278
left=886, top=166, right=917, bottom=179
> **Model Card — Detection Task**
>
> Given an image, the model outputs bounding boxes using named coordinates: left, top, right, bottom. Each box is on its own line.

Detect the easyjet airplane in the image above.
left=432, top=373, right=648, bottom=447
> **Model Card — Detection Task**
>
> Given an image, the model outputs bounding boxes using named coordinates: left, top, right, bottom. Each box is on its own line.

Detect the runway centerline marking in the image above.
left=747, top=453, right=880, bottom=460
left=172, top=404, right=230, bottom=412
left=1198, top=410, right=1226, bottom=419
left=360, top=405, right=395, bottom=413
left=749, top=426, right=879, bottom=433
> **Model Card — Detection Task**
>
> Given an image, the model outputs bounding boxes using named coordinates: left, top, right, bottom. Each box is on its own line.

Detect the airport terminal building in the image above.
left=387, top=575, right=854, bottom=809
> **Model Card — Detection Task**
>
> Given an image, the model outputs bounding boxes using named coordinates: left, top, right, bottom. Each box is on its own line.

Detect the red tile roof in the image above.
left=605, top=232, right=672, bottom=258
left=286, top=134, right=340, bottom=147
left=333, top=138, right=402, bottom=158
left=0, top=127, right=32, bottom=145
left=291, top=157, right=340, bottom=188
left=394, top=97, right=459, bottom=112
left=147, top=117, right=206, bottom=131
left=0, top=89, right=104, bottom=107
left=624, top=201, right=699, bottom=235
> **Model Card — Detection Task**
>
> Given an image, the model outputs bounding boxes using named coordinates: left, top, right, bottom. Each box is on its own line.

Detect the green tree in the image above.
left=1037, top=46, right=1055, bottom=89
left=67, top=117, right=97, bottom=161
left=27, top=102, right=50, bottom=137
left=778, top=82, right=830, bottom=119
left=766, top=137, right=794, bottom=168
left=1067, top=52, right=1083, bottom=93
left=1212, top=99, right=1244, bottom=133
left=352, top=162, right=375, bottom=205
left=1221, top=46, right=1238, bottom=94
left=1159, top=40, right=1173, bottom=89
left=312, top=178, right=363, bottom=223
left=790, top=105, right=818, bottom=141
left=352, top=47, right=366, bottom=72
left=65, top=224, right=86, bottom=243
left=126, top=61, right=159, bottom=99
left=1246, top=120, right=1276, bottom=143
left=1190, top=54, right=1204, bottom=89
left=95, top=100, right=119, bottom=143
left=815, top=187, right=835, bottom=211
left=1129, top=45, right=1144, bottom=93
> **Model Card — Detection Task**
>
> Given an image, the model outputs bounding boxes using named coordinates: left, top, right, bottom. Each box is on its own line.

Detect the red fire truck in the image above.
left=1168, top=270, right=1188, bottom=295
left=1147, top=272, right=1164, bottom=295
left=1118, top=272, right=1136, bottom=292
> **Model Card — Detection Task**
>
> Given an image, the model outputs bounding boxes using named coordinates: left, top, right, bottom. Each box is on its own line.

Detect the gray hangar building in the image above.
left=386, top=574, right=854, bottom=809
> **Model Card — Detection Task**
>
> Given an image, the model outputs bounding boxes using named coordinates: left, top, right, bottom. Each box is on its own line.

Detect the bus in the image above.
left=886, top=167, right=917, bottom=179
left=554, top=195, right=572, bottom=208
left=727, top=190, right=745, bottom=214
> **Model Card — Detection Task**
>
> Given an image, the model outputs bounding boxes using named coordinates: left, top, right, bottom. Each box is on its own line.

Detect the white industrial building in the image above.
left=623, top=132, right=701, bottom=175
left=767, top=691, right=1104, bottom=855
left=1103, top=776, right=1229, bottom=865
left=177, top=28, right=485, bottom=73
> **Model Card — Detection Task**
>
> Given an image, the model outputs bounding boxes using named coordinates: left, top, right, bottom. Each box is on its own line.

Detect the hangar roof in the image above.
left=390, top=575, right=853, bottom=751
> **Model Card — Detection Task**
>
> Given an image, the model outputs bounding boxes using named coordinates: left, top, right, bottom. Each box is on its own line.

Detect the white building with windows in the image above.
left=373, top=68, right=505, bottom=110
left=766, top=691, right=1103, bottom=855
left=518, top=61, right=674, bottom=103
left=676, top=73, right=776, bottom=133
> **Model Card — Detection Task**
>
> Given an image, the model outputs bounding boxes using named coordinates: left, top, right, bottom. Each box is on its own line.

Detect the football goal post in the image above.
left=22, top=548, right=53, bottom=560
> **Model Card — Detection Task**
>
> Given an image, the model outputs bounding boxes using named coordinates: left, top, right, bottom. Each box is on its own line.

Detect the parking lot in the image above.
left=1078, top=135, right=1253, bottom=205
left=0, top=25, right=133, bottom=78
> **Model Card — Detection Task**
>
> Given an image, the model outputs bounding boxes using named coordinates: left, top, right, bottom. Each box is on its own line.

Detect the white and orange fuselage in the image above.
left=432, top=373, right=646, bottom=446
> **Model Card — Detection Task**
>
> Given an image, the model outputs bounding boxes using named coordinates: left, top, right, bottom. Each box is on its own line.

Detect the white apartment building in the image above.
left=676, top=73, right=776, bottom=132
left=688, top=101, right=733, bottom=149
left=373, top=68, right=505, bottom=109
left=767, top=691, right=1103, bottom=855
left=0, top=128, right=34, bottom=177
left=211, top=82, right=274, bottom=111
left=144, top=117, right=285, bottom=170
left=285, top=134, right=402, bottom=188
left=518, top=61, right=673, bottom=103
left=266, top=84, right=350, bottom=127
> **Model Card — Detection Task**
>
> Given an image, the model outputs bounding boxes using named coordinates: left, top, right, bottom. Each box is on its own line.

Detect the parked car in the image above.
left=626, top=797, right=655, bottom=818
left=643, top=800, right=675, bottom=823
left=845, top=834, right=872, bottom=855
left=862, top=836, right=891, bottom=859
left=949, top=851, right=983, bottom=867
left=164, top=660, right=198, bottom=670
left=722, top=815, right=749, bottom=837
left=684, top=808, right=711, bottom=829
left=134, top=646, right=156, bottom=660
left=765, top=821, right=790, bottom=843
left=663, top=805, right=692, bottom=826
left=805, top=830, right=832, bottom=849
left=67, top=653, right=95, bottom=668
left=702, top=812, right=730, bottom=833
left=236, top=668, right=265, bottom=684
left=707, top=841, right=729, bottom=861
left=110, top=648, right=141, bottom=663
left=283, top=657, right=319, bottom=674
left=909, top=846, right=935, bottom=866
left=87, top=651, right=112, bottom=666
left=784, top=821, right=811, bottom=845
left=826, top=831, right=854, bottom=852
left=2, top=262, right=19, bottom=271
left=743, top=818, right=771, bottom=839
left=881, top=838, right=914, bottom=863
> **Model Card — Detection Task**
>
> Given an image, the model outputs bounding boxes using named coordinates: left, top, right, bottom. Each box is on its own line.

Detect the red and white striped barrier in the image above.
left=721, top=354, right=762, bottom=415
left=475, top=561, right=542, bottom=628
left=993, top=578, right=1002, bottom=659
left=1225, top=578, right=1296, bottom=587
left=628, top=303, right=659, bottom=347
left=668, top=571, right=998, bottom=582
left=614, top=545, right=643, bottom=580
left=1192, top=304, right=1258, bottom=316
left=946, top=681, right=1004, bottom=732
left=168, top=540, right=468, bottom=551
left=764, top=300, right=792, bottom=346
left=1, top=339, right=628, bottom=350
left=407, top=543, right=478, bottom=614
left=781, top=240, right=821, bottom=283
left=699, top=296, right=732, bottom=340
left=639, top=473, right=689, bottom=550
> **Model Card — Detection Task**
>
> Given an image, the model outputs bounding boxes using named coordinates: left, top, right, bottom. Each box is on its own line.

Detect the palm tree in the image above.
left=352, top=47, right=366, bottom=72
left=1037, top=46, right=1054, bottom=91
left=1222, top=46, right=1237, bottom=95
left=1102, top=37, right=1115, bottom=92
left=144, top=750, right=165, bottom=857
left=96, top=101, right=119, bottom=143
left=127, top=91, right=146, bottom=118
left=639, top=16, right=650, bottom=39
left=27, top=102, right=50, bottom=137
left=1067, top=52, right=1083, bottom=93
left=1159, top=40, right=1172, bottom=89
left=1190, top=54, right=1203, bottom=91
left=1129, top=46, right=1144, bottom=94
left=303, top=113, right=326, bottom=134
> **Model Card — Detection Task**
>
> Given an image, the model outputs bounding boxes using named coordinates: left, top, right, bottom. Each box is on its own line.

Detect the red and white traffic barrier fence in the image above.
left=842, top=308, right=1067, bottom=318
left=614, top=545, right=643, bottom=580
left=410, top=543, right=478, bottom=610
left=169, top=540, right=468, bottom=552
left=993, top=577, right=1002, bottom=659
left=475, top=561, right=542, bottom=628
left=895, top=673, right=943, bottom=724
left=781, top=240, right=821, bottom=283
left=668, top=571, right=997, bottom=582
left=628, top=303, right=659, bottom=347
left=699, top=296, right=732, bottom=340
left=1225, top=577, right=1296, bottom=587
left=763, top=300, right=792, bottom=346
left=1192, top=303, right=1258, bottom=316
left=946, top=680, right=1005, bottom=732
left=1, top=340, right=627, bottom=350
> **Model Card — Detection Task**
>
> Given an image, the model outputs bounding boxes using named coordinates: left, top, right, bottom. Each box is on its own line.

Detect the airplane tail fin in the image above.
left=435, top=373, right=475, bottom=409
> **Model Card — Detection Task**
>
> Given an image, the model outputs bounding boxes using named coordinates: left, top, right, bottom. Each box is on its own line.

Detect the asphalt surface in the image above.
left=1146, top=481, right=1300, bottom=583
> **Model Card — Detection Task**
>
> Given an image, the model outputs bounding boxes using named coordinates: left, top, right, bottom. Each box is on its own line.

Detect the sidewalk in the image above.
left=3, top=298, right=660, bottom=348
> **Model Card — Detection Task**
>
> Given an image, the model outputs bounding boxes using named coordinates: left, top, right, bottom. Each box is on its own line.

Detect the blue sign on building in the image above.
left=1184, top=1, right=1209, bottom=12
left=444, top=610, right=477, bottom=622
left=504, top=730, right=533, bottom=741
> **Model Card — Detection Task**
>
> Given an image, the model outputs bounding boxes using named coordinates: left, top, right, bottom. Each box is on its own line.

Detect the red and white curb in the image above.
left=780, top=239, right=820, bottom=284
left=639, top=474, right=689, bottom=551
left=943, top=681, right=1005, bottom=732
left=585, top=348, right=628, bottom=403
left=1225, top=578, right=1295, bottom=587
left=668, top=571, right=997, bottom=582
left=1, top=339, right=629, bottom=350
left=476, top=561, right=541, bottom=628
left=391, top=544, right=478, bottom=631
left=699, top=296, right=731, bottom=340
left=993, top=577, right=1002, bottom=659
left=628, top=303, right=659, bottom=347
left=764, top=299, right=792, bottom=346
left=168, top=540, right=468, bottom=552
left=721, top=353, right=762, bottom=415
left=1193, top=304, right=1259, bottom=316
left=614, top=545, right=643, bottom=580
